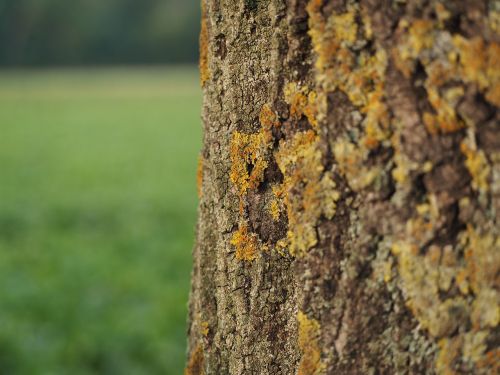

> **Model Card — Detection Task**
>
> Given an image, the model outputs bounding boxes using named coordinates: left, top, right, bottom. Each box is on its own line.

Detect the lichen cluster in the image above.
left=274, top=106, right=340, bottom=256
left=297, top=311, right=324, bottom=375
left=230, top=223, right=262, bottom=261
left=394, top=13, right=500, bottom=134
left=391, top=223, right=500, bottom=373
left=284, top=83, right=319, bottom=128
left=229, top=82, right=339, bottom=258
left=386, top=5, right=499, bottom=372
left=307, top=1, right=391, bottom=192
left=228, top=107, right=274, bottom=260
left=306, top=1, right=499, bottom=373
left=230, top=128, right=272, bottom=197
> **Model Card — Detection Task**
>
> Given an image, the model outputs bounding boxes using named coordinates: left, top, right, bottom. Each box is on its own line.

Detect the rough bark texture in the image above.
left=186, top=1, right=500, bottom=374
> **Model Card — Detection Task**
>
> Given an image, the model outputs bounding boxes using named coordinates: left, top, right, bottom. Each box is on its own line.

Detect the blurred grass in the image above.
left=0, top=67, right=201, bottom=374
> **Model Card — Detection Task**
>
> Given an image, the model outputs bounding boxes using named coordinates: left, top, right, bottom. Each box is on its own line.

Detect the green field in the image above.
left=0, top=67, right=201, bottom=374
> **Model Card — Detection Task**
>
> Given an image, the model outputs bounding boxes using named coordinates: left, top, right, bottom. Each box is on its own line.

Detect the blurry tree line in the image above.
left=0, top=0, right=200, bottom=66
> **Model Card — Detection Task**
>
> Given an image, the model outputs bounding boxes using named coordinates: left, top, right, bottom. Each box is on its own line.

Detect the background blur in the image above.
left=0, top=0, right=200, bottom=66
left=0, top=1, right=201, bottom=374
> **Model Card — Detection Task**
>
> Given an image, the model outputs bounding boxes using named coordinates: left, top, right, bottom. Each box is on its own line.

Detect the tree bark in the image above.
left=186, top=1, right=499, bottom=374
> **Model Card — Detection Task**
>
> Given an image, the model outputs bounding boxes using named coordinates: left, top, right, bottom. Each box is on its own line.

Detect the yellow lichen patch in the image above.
left=275, top=238, right=288, bottom=257
left=199, top=1, right=209, bottom=87
left=200, top=321, right=209, bottom=337
left=197, top=155, right=204, bottom=198
left=276, top=131, right=320, bottom=255
left=460, top=226, right=500, bottom=329
left=383, top=260, right=393, bottom=283
left=297, top=311, right=324, bottom=375
left=393, top=18, right=435, bottom=78
left=269, top=199, right=281, bottom=221
left=306, top=0, right=329, bottom=72
left=259, top=103, right=280, bottom=129
left=230, top=129, right=272, bottom=196
left=391, top=219, right=499, bottom=372
left=185, top=344, right=205, bottom=375
left=435, top=336, right=462, bottom=375
left=275, top=130, right=339, bottom=256
left=396, top=19, right=469, bottom=134
left=425, top=84, right=465, bottom=134
left=394, top=18, right=500, bottom=133
left=360, top=7, right=373, bottom=40
left=434, top=3, right=451, bottom=25
left=307, top=3, right=391, bottom=178
left=394, top=240, right=471, bottom=338
left=332, top=11, right=357, bottom=46
left=457, top=37, right=500, bottom=106
left=275, top=130, right=317, bottom=175
left=490, top=10, right=500, bottom=33
left=284, top=83, right=318, bottom=127
left=230, top=224, right=260, bottom=261
left=460, top=137, right=491, bottom=193
left=269, top=184, right=285, bottom=222
left=408, top=19, right=435, bottom=56
left=272, top=183, right=285, bottom=199
left=463, top=330, right=489, bottom=366
left=333, top=139, right=379, bottom=191
left=453, top=36, right=500, bottom=106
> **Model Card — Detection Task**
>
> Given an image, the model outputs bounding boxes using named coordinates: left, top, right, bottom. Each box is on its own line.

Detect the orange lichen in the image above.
left=306, top=0, right=329, bottom=72
left=307, top=4, right=391, bottom=187
left=435, top=337, right=462, bottom=375
left=333, top=139, right=379, bottom=190
left=408, top=19, right=435, bottom=55
left=476, top=348, right=500, bottom=373
left=390, top=212, right=499, bottom=371
left=228, top=108, right=277, bottom=262
left=460, top=138, right=491, bottom=193
left=200, top=321, right=209, bottom=337
left=185, top=344, right=205, bottom=375
left=230, top=129, right=272, bottom=196
left=230, top=224, right=260, bottom=261
left=284, top=83, right=318, bottom=127
left=453, top=37, right=500, bottom=106
left=425, top=84, right=465, bottom=134
left=259, top=103, right=280, bottom=129
left=394, top=17, right=500, bottom=135
left=197, top=155, right=204, bottom=198
left=297, top=311, right=323, bottom=375
left=392, top=18, right=435, bottom=78
left=460, top=226, right=500, bottom=329
left=273, top=78, right=343, bottom=257
left=275, top=129, right=339, bottom=256
left=269, top=199, right=281, bottom=221
left=272, top=183, right=285, bottom=199
left=302, top=5, right=500, bottom=373
left=199, top=1, right=209, bottom=87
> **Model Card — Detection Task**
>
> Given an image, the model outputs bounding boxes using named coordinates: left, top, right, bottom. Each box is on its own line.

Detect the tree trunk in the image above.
left=186, top=1, right=499, bottom=374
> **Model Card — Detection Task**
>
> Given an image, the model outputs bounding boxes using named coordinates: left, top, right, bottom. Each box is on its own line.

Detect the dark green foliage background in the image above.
left=0, top=0, right=200, bottom=66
